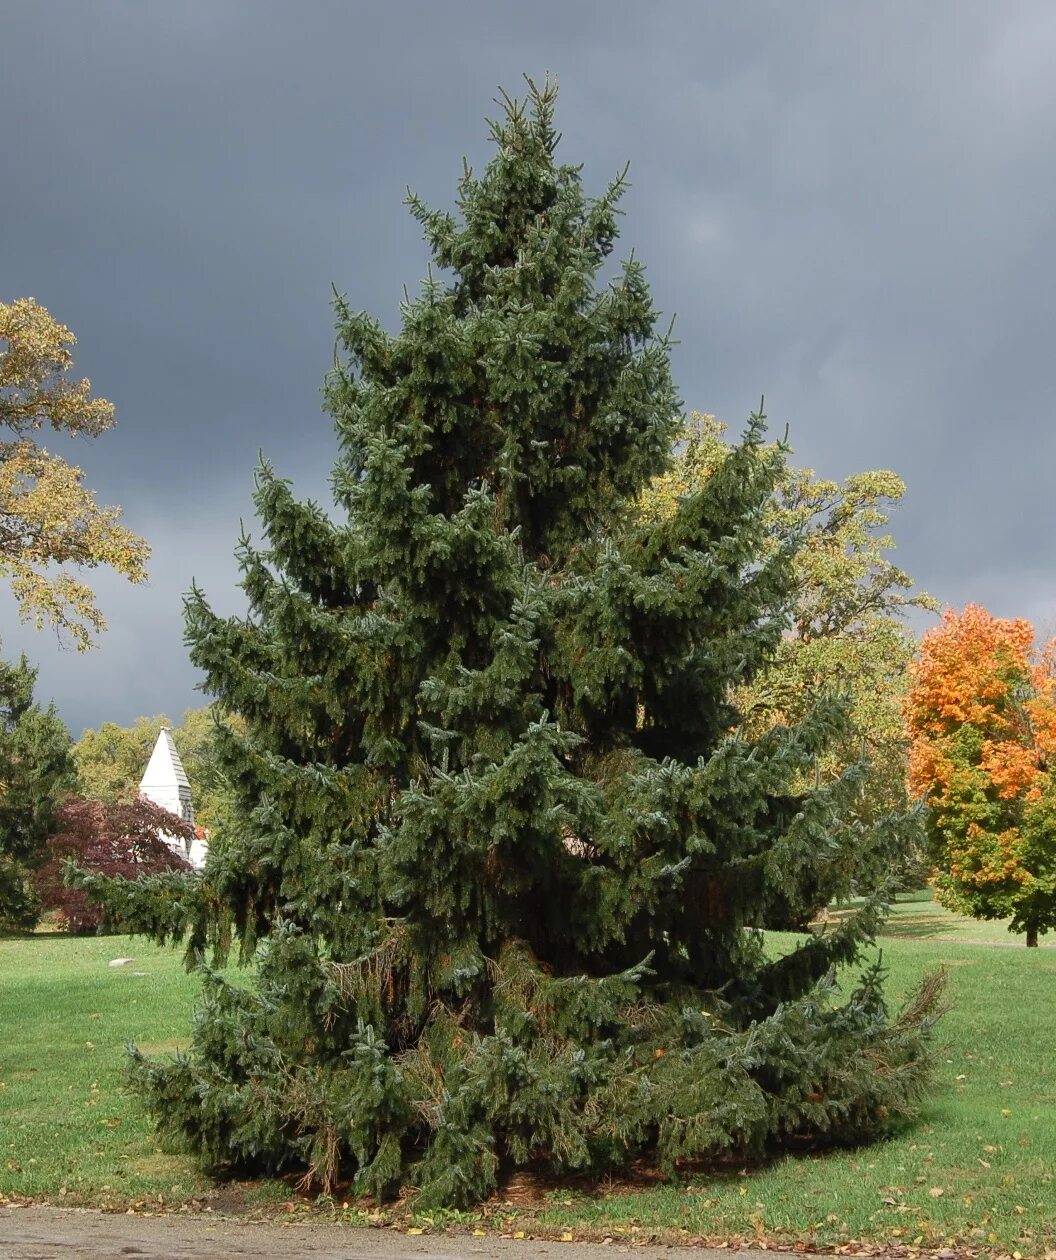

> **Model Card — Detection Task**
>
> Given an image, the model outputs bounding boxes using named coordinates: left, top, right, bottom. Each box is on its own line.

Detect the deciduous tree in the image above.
left=79, top=81, right=942, bottom=1204
left=36, top=796, right=192, bottom=934
left=640, top=415, right=936, bottom=896
left=0, top=298, right=150, bottom=647
left=906, top=604, right=1056, bottom=946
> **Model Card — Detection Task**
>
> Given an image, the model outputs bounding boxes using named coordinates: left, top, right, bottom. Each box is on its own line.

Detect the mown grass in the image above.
left=830, top=892, right=1056, bottom=947
left=1, top=914, right=1053, bottom=1253
left=0, top=933, right=217, bottom=1206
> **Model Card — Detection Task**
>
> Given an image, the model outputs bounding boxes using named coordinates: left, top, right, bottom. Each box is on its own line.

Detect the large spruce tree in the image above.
left=82, top=81, right=941, bottom=1205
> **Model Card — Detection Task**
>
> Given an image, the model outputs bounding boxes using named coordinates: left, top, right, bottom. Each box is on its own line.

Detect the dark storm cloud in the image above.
left=2, top=1, right=1054, bottom=732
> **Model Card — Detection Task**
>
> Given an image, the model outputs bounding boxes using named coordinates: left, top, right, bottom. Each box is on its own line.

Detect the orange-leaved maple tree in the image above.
left=905, top=604, right=1056, bottom=946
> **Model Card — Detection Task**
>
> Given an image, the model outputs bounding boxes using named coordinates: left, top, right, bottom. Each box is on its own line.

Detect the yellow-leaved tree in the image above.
left=0, top=298, right=149, bottom=648
left=638, top=414, right=937, bottom=904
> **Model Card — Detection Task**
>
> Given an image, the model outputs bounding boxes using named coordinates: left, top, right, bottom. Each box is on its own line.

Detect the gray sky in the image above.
left=3, top=1, right=1055, bottom=735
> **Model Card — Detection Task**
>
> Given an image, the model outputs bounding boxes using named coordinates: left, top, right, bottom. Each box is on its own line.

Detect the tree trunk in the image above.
left=1026, top=924, right=1039, bottom=948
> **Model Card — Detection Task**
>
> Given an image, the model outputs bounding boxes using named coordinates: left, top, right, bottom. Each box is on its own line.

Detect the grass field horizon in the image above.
left=2, top=896, right=1053, bottom=1253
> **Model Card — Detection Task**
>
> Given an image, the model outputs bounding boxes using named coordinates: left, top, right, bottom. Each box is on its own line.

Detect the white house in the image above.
left=139, top=728, right=209, bottom=869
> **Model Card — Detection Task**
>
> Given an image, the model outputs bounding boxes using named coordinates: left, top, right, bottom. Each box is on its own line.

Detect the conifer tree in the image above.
left=80, top=80, right=943, bottom=1205
left=0, top=654, right=74, bottom=928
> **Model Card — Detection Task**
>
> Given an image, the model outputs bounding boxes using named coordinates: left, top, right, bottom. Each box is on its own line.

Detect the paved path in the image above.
left=0, top=1207, right=770, bottom=1260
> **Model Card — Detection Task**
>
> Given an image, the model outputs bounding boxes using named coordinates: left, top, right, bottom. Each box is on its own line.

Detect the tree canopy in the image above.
left=906, top=603, right=1056, bottom=946
left=640, top=415, right=935, bottom=896
left=36, top=795, right=192, bottom=934
left=79, top=80, right=942, bottom=1205
left=0, top=298, right=149, bottom=648
left=0, top=654, right=74, bottom=928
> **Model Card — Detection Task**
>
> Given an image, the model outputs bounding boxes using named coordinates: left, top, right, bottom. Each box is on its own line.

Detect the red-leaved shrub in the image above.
left=35, top=796, right=193, bottom=934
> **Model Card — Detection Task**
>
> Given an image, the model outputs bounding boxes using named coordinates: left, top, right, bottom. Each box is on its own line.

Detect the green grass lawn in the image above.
left=830, top=892, right=1056, bottom=947
left=1, top=917, right=1054, bottom=1253
left=0, top=932, right=225, bottom=1207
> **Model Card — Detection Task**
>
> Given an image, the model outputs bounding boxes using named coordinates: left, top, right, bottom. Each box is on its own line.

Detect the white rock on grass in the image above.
left=107, top=957, right=135, bottom=967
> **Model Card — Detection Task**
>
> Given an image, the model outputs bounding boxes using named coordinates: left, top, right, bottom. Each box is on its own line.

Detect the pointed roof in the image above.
left=139, top=727, right=191, bottom=792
